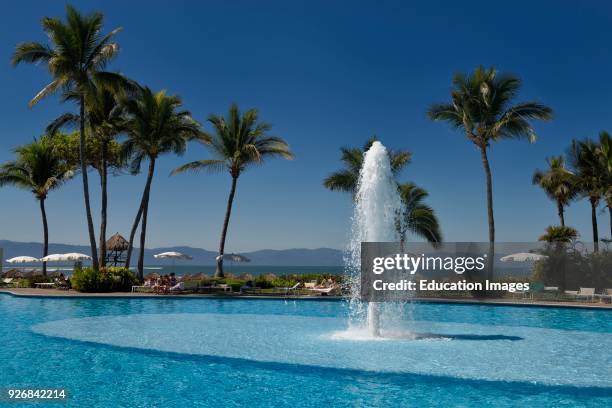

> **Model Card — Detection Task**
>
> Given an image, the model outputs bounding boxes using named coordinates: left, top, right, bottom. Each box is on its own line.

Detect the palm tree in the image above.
left=172, top=104, right=294, bottom=277
left=532, top=156, right=578, bottom=227
left=48, top=86, right=128, bottom=267
left=428, top=66, right=552, bottom=276
left=538, top=225, right=579, bottom=244
left=122, top=86, right=201, bottom=280
left=568, top=139, right=604, bottom=252
left=12, top=5, right=127, bottom=270
left=323, top=137, right=411, bottom=194
left=323, top=139, right=441, bottom=246
left=0, top=137, right=72, bottom=275
left=594, top=131, right=612, bottom=237
left=396, top=183, right=442, bottom=247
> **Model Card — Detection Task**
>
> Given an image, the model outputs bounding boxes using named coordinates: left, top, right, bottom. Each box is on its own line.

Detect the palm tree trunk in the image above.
left=98, top=140, right=108, bottom=268
left=557, top=200, right=565, bottom=227
left=216, top=175, right=238, bottom=278
left=590, top=197, right=599, bottom=252
left=608, top=205, right=611, bottom=238
left=79, top=97, right=99, bottom=270
left=124, top=194, right=145, bottom=270
left=136, top=159, right=156, bottom=281
left=479, top=146, right=495, bottom=281
left=40, top=198, right=48, bottom=276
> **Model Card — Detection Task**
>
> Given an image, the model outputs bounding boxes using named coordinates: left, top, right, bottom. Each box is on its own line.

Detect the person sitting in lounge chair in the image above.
left=169, top=281, right=184, bottom=292
left=54, top=273, right=71, bottom=290
left=305, top=279, right=339, bottom=295
left=153, top=276, right=168, bottom=294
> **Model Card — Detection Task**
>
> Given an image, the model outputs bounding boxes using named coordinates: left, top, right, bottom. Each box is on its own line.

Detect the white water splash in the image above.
left=344, top=141, right=404, bottom=338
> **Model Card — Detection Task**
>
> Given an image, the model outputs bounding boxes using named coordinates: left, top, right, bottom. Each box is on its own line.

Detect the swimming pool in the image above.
left=1, top=294, right=610, bottom=407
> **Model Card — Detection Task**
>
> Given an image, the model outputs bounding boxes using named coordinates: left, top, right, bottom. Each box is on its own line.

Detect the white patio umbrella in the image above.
left=153, top=252, right=193, bottom=275
left=216, top=253, right=250, bottom=263
left=215, top=253, right=250, bottom=274
left=500, top=252, right=548, bottom=262
left=5, top=256, right=40, bottom=273
left=40, top=253, right=92, bottom=262
left=40, top=253, right=92, bottom=273
left=6, top=256, right=40, bottom=264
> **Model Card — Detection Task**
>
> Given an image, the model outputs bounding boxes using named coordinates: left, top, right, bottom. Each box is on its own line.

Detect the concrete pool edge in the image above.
left=1, top=288, right=611, bottom=310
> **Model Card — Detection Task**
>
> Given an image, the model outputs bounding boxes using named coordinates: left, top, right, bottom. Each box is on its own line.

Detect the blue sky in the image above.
left=0, top=0, right=611, bottom=251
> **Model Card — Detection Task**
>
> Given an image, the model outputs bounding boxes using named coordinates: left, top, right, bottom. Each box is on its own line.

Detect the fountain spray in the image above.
left=346, top=141, right=402, bottom=337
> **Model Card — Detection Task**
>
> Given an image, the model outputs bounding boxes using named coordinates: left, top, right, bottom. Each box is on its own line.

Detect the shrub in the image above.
left=271, top=277, right=298, bottom=288
left=531, top=248, right=612, bottom=290
left=254, top=275, right=274, bottom=289
left=72, top=267, right=138, bottom=292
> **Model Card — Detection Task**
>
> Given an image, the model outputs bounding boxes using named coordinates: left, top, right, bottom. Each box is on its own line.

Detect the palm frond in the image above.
left=171, top=159, right=226, bottom=175
left=430, top=67, right=552, bottom=147
left=46, top=113, right=79, bottom=135
left=323, top=171, right=358, bottom=193
left=12, top=42, right=53, bottom=66
left=29, top=79, right=62, bottom=106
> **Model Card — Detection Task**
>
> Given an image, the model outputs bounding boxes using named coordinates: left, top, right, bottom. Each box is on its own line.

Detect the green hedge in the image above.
left=71, top=267, right=138, bottom=292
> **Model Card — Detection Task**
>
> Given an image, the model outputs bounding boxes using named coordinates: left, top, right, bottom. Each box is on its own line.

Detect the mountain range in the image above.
left=0, top=240, right=344, bottom=266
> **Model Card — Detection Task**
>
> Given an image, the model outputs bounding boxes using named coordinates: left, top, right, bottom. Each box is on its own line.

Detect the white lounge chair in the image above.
left=303, top=280, right=317, bottom=289
left=169, top=282, right=185, bottom=292
left=307, top=286, right=338, bottom=295
left=575, top=287, right=595, bottom=301
left=594, top=289, right=612, bottom=303
left=280, top=282, right=300, bottom=295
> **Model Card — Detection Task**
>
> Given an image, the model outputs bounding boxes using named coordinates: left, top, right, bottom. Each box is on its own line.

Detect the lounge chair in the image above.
left=594, top=289, right=612, bottom=303
left=575, top=287, right=595, bottom=302
left=239, top=284, right=261, bottom=294
left=564, top=290, right=578, bottom=296
left=307, top=285, right=338, bottom=296
left=197, top=283, right=232, bottom=293
left=169, top=282, right=185, bottom=292
left=513, top=286, right=530, bottom=299
left=279, top=282, right=300, bottom=295
left=303, top=280, right=317, bottom=289
left=216, top=283, right=232, bottom=292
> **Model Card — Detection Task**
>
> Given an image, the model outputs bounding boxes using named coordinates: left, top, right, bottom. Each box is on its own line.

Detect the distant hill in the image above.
left=0, top=240, right=344, bottom=266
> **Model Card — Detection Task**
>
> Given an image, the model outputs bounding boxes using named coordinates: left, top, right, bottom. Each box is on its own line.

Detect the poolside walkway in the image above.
left=1, top=288, right=610, bottom=309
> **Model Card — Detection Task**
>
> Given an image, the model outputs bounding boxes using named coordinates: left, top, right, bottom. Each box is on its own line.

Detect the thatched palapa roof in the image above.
left=106, top=233, right=129, bottom=251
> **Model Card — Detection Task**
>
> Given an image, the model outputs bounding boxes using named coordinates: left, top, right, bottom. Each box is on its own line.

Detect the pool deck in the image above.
left=1, top=288, right=610, bottom=309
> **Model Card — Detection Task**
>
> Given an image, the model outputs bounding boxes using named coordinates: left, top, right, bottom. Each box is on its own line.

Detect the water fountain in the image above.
left=28, top=141, right=610, bottom=394
left=345, top=141, right=403, bottom=337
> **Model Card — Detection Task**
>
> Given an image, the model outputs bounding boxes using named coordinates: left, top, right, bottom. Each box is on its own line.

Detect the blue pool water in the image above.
left=0, top=294, right=610, bottom=407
